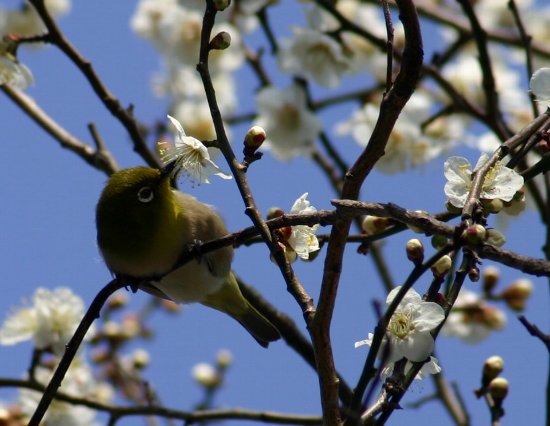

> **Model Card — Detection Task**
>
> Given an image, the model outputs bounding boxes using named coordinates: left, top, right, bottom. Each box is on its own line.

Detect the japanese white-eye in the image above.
left=96, top=165, right=281, bottom=347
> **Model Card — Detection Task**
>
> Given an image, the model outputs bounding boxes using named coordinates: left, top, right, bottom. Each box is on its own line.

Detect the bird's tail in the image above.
left=201, top=273, right=281, bottom=348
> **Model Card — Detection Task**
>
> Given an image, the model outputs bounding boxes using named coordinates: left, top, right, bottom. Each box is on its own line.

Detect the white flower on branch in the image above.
left=380, top=356, right=442, bottom=381
left=0, top=287, right=92, bottom=356
left=278, top=27, right=350, bottom=88
left=442, top=288, right=506, bottom=343
left=355, top=287, right=445, bottom=364
left=0, top=38, right=33, bottom=90
left=444, top=154, right=524, bottom=209
left=191, top=362, right=221, bottom=388
left=337, top=92, right=460, bottom=173
left=287, top=193, right=320, bottom=260
left=255, top=84, right=322, bottom=160
left=530, top=67, right=550, bottom=108
left=162, top=115, right=232, bottom=185
left=131, top=0, right=243, bottom=71
left=0, top=0, right=70, bottom=36
left=19, top=362, right=110, bottom=426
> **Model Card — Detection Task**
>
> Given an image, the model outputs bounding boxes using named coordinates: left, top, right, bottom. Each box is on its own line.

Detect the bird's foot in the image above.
left=115, top=274, right=140, bottom=293
left=185, top=239, right=204, bottom=263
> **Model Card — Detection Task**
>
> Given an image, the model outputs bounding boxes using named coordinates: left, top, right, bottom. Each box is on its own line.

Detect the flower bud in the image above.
left=406, top=238, right=424, bottom=265
left=482, top=355, right=504, bottom=388
left=462, top=224, right=487, bottom=245
left=432, top=255, right=452, bottom=277
left=482, top=266, right=500, bottom=294
left=431, top=234, right=448, bottom=250
left=468, top=266, right=480, bottom=282
left=270, top=244, right=297, bottom=264
left=103, top=321, right=122, bottom=339
left=486, top=229, right=506, bottom=247
left=244, top=126, right=266, bottom=150
left=107, top=292, right=128, bottom=310
left=482, top=198, right=504, bottom=214
left=192, top=363, right=221, bottom=389
left=445, top=200, right=462, bottom=214
left=488, top=377, right=509, bottom=405
left=131, top=349, right=151, bottom=370
left=212, top=0, right=231, bottom=11
left=482, top=306, right=506, bottom=330
left=284, top=247, right=298, bottom=263
left=500, top=279, right=532, bottom=311
left=121, top=314, right=141, bottom=339
left=266, top=207, right=284, bottom=220
left=277, top=226, right=292, bottom=242
left=210, top=31, right=231, bottom=50
left=361, top=215, right=390, bottom=235
left=216, top=349, right=233, bottom=369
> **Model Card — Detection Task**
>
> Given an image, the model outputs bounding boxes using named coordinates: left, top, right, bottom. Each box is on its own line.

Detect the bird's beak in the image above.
left=160, top=160, right=177, bottom=181
left=160, top=160, right=180, bottom=189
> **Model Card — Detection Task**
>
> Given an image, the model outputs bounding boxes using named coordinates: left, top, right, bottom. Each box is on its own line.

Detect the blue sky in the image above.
left=1, top=1, right=549, bottom=425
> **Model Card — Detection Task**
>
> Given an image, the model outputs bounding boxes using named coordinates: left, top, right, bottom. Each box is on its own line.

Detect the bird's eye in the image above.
left=137, top=186, right=154, bottom=203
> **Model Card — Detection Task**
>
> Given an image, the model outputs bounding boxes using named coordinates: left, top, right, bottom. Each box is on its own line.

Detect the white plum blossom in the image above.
left=170, top=100, right=217, bottom=141
left=444, top=154, right=524, bottom=208
left=19, top=362, right=109, bottom=426
left=131, top=0, right=179, bottom=46
left=442, top=288, right=506, bottom=343
left=0, top=287, right=92, bottom=355
left=530, top=68, right=550, bottom=108
left=278, top=28, right=350, bottom=88
left=441, top=55, right=524, bottom=114
left=287, top=193, right=320, bottom=260
left=523, top=7, right=550, bottom=50
left=337, top=92, right=461, bottom=173
left=131, top=1, right=243, bottom=71
left=0, top=0, right=70, bottom=36
left=229, top=0, right=272, bottom=33
left=154, top=63, right=236, bottom=112
left=355, top=287, right=445, bottom=364
left=255, top=85, right=322, bottom=160
left=336, top=1, right=399, bottom=78
left=0, top=39, right=33, bottom=90
left=372, top=355, right=442, bottom=381
left=191, top=362, right=220, bottom=388
left=475, top=0, right=533, bottom=31
left=163, top=115, right=232, bottom=184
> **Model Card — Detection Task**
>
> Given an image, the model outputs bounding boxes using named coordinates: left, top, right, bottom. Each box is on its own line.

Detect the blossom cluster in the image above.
left=0, top=288, right=109, bottom=425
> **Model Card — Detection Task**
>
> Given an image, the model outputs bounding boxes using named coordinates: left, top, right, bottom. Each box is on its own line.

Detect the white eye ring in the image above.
left=137, top=186, right=154, bottom=203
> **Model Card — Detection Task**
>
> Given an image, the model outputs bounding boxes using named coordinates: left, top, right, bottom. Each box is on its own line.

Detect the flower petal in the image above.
left=386, top=286, right=421, bottom=306
left=413, top=302, right=445, bottom=332
left=398, top=331, right=435, bottom=362
left=530, top=68, right=550, bottom=103
left=167, top=114, right=186, bottom=136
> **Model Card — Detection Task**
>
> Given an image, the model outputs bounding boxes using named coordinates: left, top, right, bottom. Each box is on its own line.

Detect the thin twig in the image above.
left=507, top=0, right=539, bottom=119
left=2, top=378, right=321, bottom=425
left=29, top=280, right=124, bottom=426
left=27, top=0, right=159, bottom=168
left=197, top=0, right=315, bottom=320
left=1, top=85, right=118, bottom=175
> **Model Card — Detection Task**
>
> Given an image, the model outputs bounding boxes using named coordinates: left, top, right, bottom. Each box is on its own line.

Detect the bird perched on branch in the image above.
left=96, top=163, right=280, bottom=347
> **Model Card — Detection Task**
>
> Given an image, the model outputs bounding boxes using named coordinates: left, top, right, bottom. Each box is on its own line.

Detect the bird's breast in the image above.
left=153, top=259, right=226, bottom=303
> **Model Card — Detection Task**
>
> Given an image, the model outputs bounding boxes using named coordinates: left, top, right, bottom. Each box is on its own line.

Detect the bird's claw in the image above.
left=185, top=239, right=204, bottom=263
left=115, top=274, right=140, bottom=293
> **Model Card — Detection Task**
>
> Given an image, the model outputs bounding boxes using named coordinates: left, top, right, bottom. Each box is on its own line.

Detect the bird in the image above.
left=96, top=164, right=281, bottom=347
